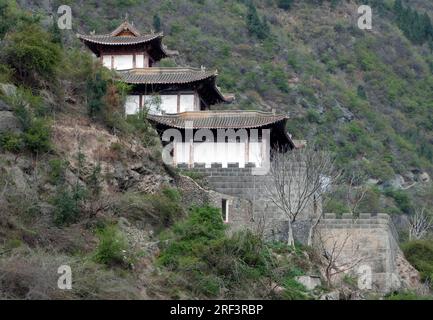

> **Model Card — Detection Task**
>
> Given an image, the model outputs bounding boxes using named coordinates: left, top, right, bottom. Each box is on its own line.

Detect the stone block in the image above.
left=359, top=213, right=372, bottom=219
left=342, top=213, right=354, bottom=219
left=324, top=213, right=336, bottom=219
left=295, top=276, right=321, bottom=291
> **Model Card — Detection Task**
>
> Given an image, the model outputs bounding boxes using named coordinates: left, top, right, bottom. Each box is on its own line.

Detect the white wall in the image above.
left=102, top=55, right=111, bottom=69
left=174, top=142, right=264, bottom=168
left=136, top=54, right=145, bottom=68
left=113, top=55, right=134, bottom=70
left=179, top=94, right=195, bottom=112
left=125, top=95, right=140, bottom=115
left=143, top=94, right=197, bottom=114
left=102, top=54, right=147, bottom=70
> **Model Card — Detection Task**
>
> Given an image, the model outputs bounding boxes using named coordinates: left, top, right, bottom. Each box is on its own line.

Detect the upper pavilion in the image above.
left=78, top=20, right=295, bottom=168
left=78, top=20, right=233, bottom=114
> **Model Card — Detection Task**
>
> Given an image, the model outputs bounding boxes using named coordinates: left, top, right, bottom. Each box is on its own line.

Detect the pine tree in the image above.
left=278, top=0, right=293, bottom=11
left=394, top=1, right=433, bottom=45
left=153, top=14, right=161, bottom=32
left=394, top=0, right=403, bottom=17
left=246, top=2, right=269, bottom=40
left=50, top=20, right=62, bottom=47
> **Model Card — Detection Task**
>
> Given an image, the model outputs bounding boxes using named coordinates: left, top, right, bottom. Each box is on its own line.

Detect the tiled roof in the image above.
left=147, top=111, right=288, bottom=129
left=77, top=33, right=163, bottom=46
left=110, top=21, right=141, bottom=37
left=118, top=68, right=218, bottom=84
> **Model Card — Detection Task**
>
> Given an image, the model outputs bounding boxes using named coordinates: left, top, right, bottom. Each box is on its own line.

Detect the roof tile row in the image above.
left=147, top=111, right=288, bottom=129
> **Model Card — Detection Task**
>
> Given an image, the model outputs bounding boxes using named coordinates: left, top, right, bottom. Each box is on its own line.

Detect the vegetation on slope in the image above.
left=157, top=206, right=314, bottom=299
left=1, top=0, right=433, bottom=299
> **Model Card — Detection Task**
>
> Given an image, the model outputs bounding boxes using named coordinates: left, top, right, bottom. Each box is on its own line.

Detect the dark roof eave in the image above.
left=76, top=33, right=164, bottom=46
left=146, top=112, right=289, bottom=129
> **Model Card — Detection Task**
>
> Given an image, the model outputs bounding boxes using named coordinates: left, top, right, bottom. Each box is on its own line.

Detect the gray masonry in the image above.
left=177, top=163, right=421, bottom=293
left=318, top=213, right=402, bottom=293
left=179, top=162, right=319, bottom=241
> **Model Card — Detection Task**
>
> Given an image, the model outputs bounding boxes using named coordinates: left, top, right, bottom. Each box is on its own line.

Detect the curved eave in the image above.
left=117, top=70, right=217, bottom=85
left=146, top=112, right=288, bottom=129
left=147, top=113, right=295, bottom=149
left=77, top=33, right=169, bottom=61
left=77, top=33, right=163, bottom=46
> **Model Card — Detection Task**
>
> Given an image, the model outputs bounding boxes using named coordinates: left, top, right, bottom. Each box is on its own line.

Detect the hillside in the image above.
left=39, top=0, right=433, bottom=215
left=0, top=0, right=433, bottom=300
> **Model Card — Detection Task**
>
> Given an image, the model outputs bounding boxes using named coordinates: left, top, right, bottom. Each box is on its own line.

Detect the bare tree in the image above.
left=345, top=170, right=369, bottom=214
left=316, top=228, right=365, bottom=287
left=409, top=207, right=433, bottom=241
left=265, top=145, right=340, bottom=247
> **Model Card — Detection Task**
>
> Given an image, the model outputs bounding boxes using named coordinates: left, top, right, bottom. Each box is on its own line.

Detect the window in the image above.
left=222, top=199, right=229, bottom=223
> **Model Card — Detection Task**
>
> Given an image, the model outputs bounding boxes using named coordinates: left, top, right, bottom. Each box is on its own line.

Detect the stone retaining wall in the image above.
left=317, top=213, right=402, bottom=293
left=180, top=163, right=318, bottom=241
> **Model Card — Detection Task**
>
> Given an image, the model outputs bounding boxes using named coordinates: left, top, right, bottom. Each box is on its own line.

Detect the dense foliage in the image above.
left=158, top=206, right=311, bottom=299
left=402, top=240, right=433, bottom=283
left=0, top=0, right=433, bottom=300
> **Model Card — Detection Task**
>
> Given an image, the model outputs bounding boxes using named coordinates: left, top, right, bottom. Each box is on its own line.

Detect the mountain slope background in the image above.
left=39, top=0, right=433, bottom=215
left=0, top=0, right=433, bottom=299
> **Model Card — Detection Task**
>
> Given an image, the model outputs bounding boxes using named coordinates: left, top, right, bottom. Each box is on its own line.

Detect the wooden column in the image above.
left=189, top=141, right=194, bottom=168
left=139, top=95, right=143, bottom=113
left=245, top=135, right=250, bottom=165
left=177, top=94, right=181, bottom=113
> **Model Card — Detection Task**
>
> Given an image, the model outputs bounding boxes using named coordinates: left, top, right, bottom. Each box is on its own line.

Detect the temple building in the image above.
left=78, top=20, right=295, bottom=168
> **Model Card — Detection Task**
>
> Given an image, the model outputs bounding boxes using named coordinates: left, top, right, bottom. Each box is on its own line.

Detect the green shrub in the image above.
left=8, top=93, right=52, bottom=154
left=94, top=225, right=128, bottom=267
left=86, top=68, right=109, bottom=118
left=0, top=63, right=12, bottom=83
left=384, top=189, right=413, bottom=214
left=402, top=240, right=433, bottom=282
left=0, top=0, right=38, bottom=38
left=306, top=109, right=322, bottom=124
left=323, top=198, right=349, bottom=215
left=116, top=188, right=184, bottom=230
left=22, top=118, right=51, bottom=154
left=158, top=206, right=310, bottom=299
left=385, top=291, right=433, bottom=300
left=278, top=0, right=293, bottom=11
left=246, top=2, right=270, bottom=40
left=162, top=188, right=181, bottom=202
left=48, top=158, right=67, bottom=185
left=0, top=131, right=23, bottom=152
left=52, top=185, right=86, bottom=226
left=2, top=24, right=62, bottom=87
left=180, top=170, right=205, bottom=182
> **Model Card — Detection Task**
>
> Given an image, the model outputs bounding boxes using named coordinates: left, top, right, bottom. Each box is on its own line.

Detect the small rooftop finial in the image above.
left=124, top=13, right=129, bottom=21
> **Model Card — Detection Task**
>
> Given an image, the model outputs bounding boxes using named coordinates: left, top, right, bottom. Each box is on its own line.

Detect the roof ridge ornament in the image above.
left=110, top=18, right=141, bottom=37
